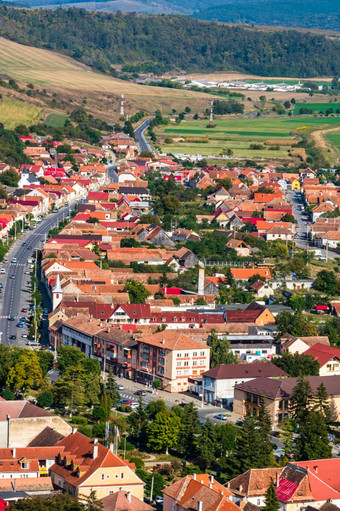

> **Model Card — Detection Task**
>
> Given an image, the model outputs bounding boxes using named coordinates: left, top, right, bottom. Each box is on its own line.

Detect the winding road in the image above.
left=134, top=119, right=152, bottom=153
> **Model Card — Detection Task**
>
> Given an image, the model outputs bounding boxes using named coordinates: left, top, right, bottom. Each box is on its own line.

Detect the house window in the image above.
left=158, top=367, right=164, bottom=375
left=102, top=474, right=105, bottom=480
left=184, top=361, right=189, bottom=367
left=193, top=361, right=197, bottom=366
left=121, top=473, right=124, bottom=478
left=177, top=361, right=181, bottom=367
left=21, top=462, right=29, bottom=470
left=200, top=351, right=205, bottom=356
left=159, top=357, right=165, bottom=365
left=257, top=500, right=261, bottom=506
left=177, top=370, right=182, bottom=376
left=246, top=393, right=252, bottom=402
left=184, top=353, right=189, bottom=358
left=193, top=352, right=197, bottom=357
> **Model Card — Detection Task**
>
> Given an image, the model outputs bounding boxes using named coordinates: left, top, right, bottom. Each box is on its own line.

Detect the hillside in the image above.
left=0, top=7, right=339, bottom=77
left=194, top=0, right=340, bottom=32
left=0, top=37, right=216, bottom=121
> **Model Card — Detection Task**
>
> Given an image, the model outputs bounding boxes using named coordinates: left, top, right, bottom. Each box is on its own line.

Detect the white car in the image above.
left=0, top=268, right=5, bottom=274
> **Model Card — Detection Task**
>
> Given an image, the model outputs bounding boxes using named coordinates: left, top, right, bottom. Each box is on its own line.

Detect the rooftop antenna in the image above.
left=120, top=94, right=125, bottom=119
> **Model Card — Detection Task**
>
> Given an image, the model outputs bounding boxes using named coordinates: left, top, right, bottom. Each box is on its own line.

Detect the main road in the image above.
left=0, top=202, right=81, bottom=347
left=134, top=119, right=152, bottom=153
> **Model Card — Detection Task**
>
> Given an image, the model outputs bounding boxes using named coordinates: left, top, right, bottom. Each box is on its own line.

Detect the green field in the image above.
left=325, top=130, right=340, bottom=151
left=45, top=113, right=68, bottom=127
left=293, top=102, right=340, bottom=114
left=159, top=117, right=340, bottom=159
left=0, top=99, right=43, bottom=129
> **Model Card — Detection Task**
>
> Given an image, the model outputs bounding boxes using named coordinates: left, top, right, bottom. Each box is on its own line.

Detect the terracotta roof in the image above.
left=203, top=363, right=288, bottom=380
left=28, top=426, right=65, bottom=447
left=230, top=269, right=272, bottom=280
left=101, top=491, right=153, bottom=511
left=303, top=344, right=340, bottom=367
left=139, top=331, right=209, bottom=351
left=0, top=401, right=52, bottom=420
left=226, top=468, right=282, bottom=497
left=293, top=459, right=340, bottom=500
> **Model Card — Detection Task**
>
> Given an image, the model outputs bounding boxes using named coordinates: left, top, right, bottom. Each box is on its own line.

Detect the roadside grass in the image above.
left=0, top=99, right=43, bottom=129
left=45, top=113, right=68, bottom=127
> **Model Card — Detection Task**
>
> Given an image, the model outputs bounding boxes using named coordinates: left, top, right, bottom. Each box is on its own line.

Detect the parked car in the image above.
left=21, top=308, right=28, bottom=313
left=11, top=258, right=17, bottom=264
left=44, top=308, right=49, bottom=314
left=0, top=268, right=5, bottom=274
left=214, top=413, right=228, bottom=421
left=9, top=334, right=17, bottom=340
left=118, top=385, right=124, bottom=390
left=294, top=233, right=299, bottom=238
left=118, top=400, right=133, bottom=406
left=134, top=390, right=146, bottom=396
left=155, top=497, right=163, bottom=506
left=21, top=334, right=28, bottom=338
left=17, top=323, right=24, bottom=328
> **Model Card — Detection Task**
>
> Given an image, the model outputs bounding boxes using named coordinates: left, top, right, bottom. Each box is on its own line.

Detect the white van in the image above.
left=26, top=340, right=40, bottom=347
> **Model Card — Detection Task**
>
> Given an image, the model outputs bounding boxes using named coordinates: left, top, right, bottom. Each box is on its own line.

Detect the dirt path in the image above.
left=310, top=125, right=340, bottom=164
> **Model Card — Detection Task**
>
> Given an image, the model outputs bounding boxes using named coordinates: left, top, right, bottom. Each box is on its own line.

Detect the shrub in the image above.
left=78, top=425, right=93, bottom=438
left=1, top=388, right=15, bottom=400
left=71, top=415, right=88, bottom=426
left=118, top=405, right=133, bottom=413
left=36, top=390, right=53, bottom=408
left=129, top=456, right=144, bottom=468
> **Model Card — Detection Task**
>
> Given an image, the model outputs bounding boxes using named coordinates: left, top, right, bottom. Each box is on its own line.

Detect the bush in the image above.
left=78, top=425, right=93, bottom=438
left=118, top=405, right=133, bottom=413
left=93, top=405, right=106, bottom=422
left=71, top=415, right=88, bottom=426
left=1, top=388, right=15, bottom=400
left=36, top=390, right=53, bottom=408
left=129, top=456, right=144, bottom=468
left=92, top=422, right=106, bottom=438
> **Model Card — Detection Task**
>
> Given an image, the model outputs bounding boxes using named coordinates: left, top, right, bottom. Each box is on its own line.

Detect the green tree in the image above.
left=196, top=418, right=217, bottom=469
left=264, top=480, right=280, bottom=511
left=37, top=350, right=54, bottom=376
left=315, top=270, right=338, bottom=296
left=100, top=393, right=112, bottom=421
left=57, top=345, right=86, bottom=374
left=123, top=280, right=151, bottom=303
left=280, top=417, right=295, bottom=459
left=296, top=410, right=331, bottom=460
left=53, top=364, right=85, bottom=409
left=105, top=372, right=120, bottom=407
left=10, top=492, right=85, bottom=510
left=257, top=399, right=274, bottom=467
left=37, top=390, right=54, bottom=408
left=93, top=405, right=107, bottom=422
left=314, top=382, right=331, bottom=424
left=173, top=402, right=200, bottom=457
left=128, top=396, right=148, bottom=443
left=0, top=168, right=20, bottom=187
left=231, top=411, right=262, bottom=473
left=135, top=468, right=165, bottom=499
left=146, top=399, right=167, bottom=419
left=82, top=490, right=103, bottom=511
left=1, top=388, right=15, bottom=400
left=290, top=377, right=314, bottom=426
left=208, top=331, right=238, bottom=367
left=272, top=352, right=319, bottom=377
left=146, top=411, right=181, bottom=454
left=84, top=373, right=101, bottom=406
left=6, top=351, right=43, bottom=395
left=289, top=294, right=306, bottom=313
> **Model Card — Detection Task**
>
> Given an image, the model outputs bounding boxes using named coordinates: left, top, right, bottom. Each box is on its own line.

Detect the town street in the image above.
left=134, top=119, right=152, bottom=153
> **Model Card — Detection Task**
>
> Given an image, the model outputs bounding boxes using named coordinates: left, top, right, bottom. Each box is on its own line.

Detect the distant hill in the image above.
left=193, top=0, right=340, bottom=32
left=0, top=7, right=339, bottom=77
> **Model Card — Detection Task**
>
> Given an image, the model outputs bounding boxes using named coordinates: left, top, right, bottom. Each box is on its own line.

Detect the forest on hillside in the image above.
left=194, top=0, right=340, bottom=32
left=0, top=7, right=339, bottom=77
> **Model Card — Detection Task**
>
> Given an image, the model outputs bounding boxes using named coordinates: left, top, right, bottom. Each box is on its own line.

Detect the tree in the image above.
left=57, top=345, right=86, bottom=374
left=314, top=382, right=331, bottom=424
left=272, top=352, right=319, bottom=377
left=105, top=371, right=120, bottom=407
left=257, top=400, right=274, bottom=467
left=93, top=405, right=107, bottom=422
left=2, top=388, right=15, bottom=400
left=290, top=377, right=313, bottom=426
left=173, top=402, right=200, bottom=457
left=146, top=399, right=167, bottom=419
left=37, top=390, right=54, bottom=408
left=264, top=480, right=280, bottom=511
left=10, top=492, right=85, bottom=510
left=53, top=364, right=85, bottom=409
left=123, top=280, right=151, bottom=303
left=82, top=490, right=103, bottom=511
left=6, top=351, right=43, bottom=395
left=100, top=393, right=112, bottom=421
left=37, top=350, right=54, bottom=376
left=196, top=418, right=217, bottom=469
left=128, top=396, right=148, bottom=443
left=84, top=373, right=101, bottom=406
left=280, top=417, right=295, bottom=459
left=296, top=410, right=332, bottom=460
left=146, top=411, right=181, bottom=454
left=231, top=411, right=262, bottom=473
left=208, top=331, right=238, bottom=367
left=315, top=270, right=338, bottom=296
left=289, top=294, right=306, bottom=313
left=0, top=168, right=19, bottom=187
left=135, top=468, right=165, bottom=498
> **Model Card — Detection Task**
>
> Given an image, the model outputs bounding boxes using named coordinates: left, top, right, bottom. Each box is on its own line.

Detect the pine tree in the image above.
left=232, top=410, right=262, bottom=473
left=100, top=393, right=112, bottom=421
left=105, top=371, right=120, bottom=407
left=177, top=402, right=200, bottom=457
left=257, top=399, right=274, bottom=466
left=314, top=382, right=331, bottom=424
left=290, top=376, right=313, bottom=426
left=264, top=480, right=280, bottom=511
left=128, top=396, right=148, bottom=444
left=280, top=417, right=295, bottom=459
left=196, top=418, right=217, bottom=470
left=296, top=410, right=332, bottom=461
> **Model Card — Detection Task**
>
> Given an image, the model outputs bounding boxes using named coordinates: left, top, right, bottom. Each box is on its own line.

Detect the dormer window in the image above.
left=21, top=462, right=29, bottom=470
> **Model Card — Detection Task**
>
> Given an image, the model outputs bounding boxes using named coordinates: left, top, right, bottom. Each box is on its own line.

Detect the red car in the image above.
left=21, top=308, right=28, bottom=313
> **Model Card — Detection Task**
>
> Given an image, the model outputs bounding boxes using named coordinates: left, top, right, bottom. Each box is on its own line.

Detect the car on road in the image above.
left=0, top=268, right=5, bottom=274
left=21, top=308, right=28, bottom=313
left=3, top=259, right=8, bottom=263
left=155, top=497, right=164, bottom=506
left=24, top=270, right=30, bottom=275
left=0, top=283, right=3, bottom=289
left=17, top=323, right=24, bottom=328
left=294, top=233, right=299, bottom=238
left=9, top=334, right=16, bottom=340
left=118, top=385, right=124, bottom=390
left=21, top=334, right=28, bottom=338
left=11, top=258, right=17, bottom=264
left=44, top=308, right=49, bottom=314
left=22, top=242, right=26, bottom=246
left=10, top=274, right=15, bottom=279
left=119, top=400, right=134, bottom=406
left=214, top=413, right=228, bottom=421
left=134, top=390, right=146, bottom=396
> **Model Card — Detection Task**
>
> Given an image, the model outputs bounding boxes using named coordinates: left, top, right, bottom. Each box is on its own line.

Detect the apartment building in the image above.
left=136, top=331, right=210, bottom=392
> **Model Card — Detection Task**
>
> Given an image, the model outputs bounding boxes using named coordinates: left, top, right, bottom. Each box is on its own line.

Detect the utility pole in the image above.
left=201, top=378, right=204, bottom=408
left=150, top=469, right=155, bottom=502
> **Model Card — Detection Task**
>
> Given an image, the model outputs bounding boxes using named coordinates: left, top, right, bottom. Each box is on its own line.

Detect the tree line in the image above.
left=0, top=7, right=339, bottom=77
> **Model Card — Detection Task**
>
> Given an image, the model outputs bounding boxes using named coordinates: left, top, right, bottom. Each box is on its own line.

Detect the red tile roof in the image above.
left=303, top=343, right=340, bottom=367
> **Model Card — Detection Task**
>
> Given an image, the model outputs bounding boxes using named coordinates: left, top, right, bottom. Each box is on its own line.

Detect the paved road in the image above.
left=0, top=202, right=82, bottom=347
left=287, top=189, right=338, bottom=261
left=134, top=119, right=152, bottom=153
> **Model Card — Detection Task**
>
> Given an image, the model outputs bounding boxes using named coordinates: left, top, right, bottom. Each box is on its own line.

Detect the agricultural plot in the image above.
left=0, top=99, right=43, bottom=129
left=159, top=117, right=340, bottom=159
left=45, top=113, right=68, bottom=127
left=293, top=102, right=340, bottom=114
left=325, top=130, right=340, bottom=151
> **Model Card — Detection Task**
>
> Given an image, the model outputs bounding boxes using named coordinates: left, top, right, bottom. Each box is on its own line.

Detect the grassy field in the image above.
left=293, top=102, right=340, bottom=114
left=159, top=117, right=340, bottom=159
left=325, top=129, right=340, bottom=151
left=45, top=113, right=68, bottom=127
left=0, top=37, right=217, bottom=118
left=0, top=99, right=43, bottom=129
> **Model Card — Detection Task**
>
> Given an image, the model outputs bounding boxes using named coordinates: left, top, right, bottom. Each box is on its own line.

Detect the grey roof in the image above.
left=203, top=362, right=288, bottom=380
left=119, top=187, right=149, bottom=194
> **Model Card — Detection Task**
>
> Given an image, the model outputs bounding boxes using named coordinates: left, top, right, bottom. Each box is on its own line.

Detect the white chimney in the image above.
left=197, top=501, right=203, bottom=511
left=72, top=427, right=77, bottom=434
left=198, top=266, right=205, bottom=296
left=210, top=475, right=214, bottom=485
left=126, top=492, right=131, bottom=503
left=193, top=473, right=196, bottom=480
left=92, top=438, right=98, bottom=459
left=12, top=448, right=16, bottom=458
left=109, top=443, right=114, bottom=453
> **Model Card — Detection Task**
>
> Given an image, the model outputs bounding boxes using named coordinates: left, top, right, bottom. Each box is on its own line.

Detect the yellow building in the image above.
left=49, top=432, right=144, bottom=500
left=290, top=178, right=300, bottom=190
